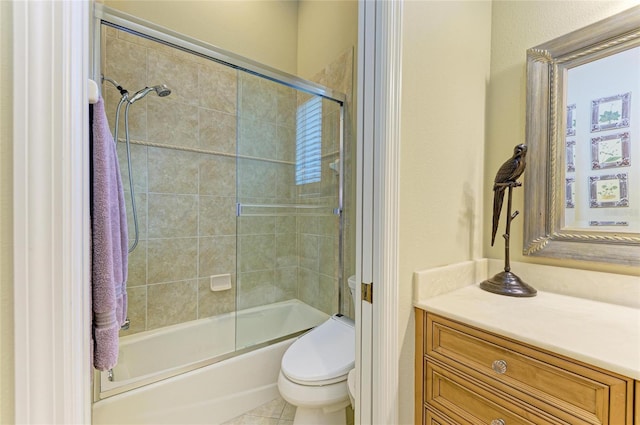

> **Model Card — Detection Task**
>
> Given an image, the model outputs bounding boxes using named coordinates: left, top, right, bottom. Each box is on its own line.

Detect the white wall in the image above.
left=485, top=0, right=640, bottom=276
left=0, top=1, right=14, bottom=423
left=399, top=1, right=492, bottom=423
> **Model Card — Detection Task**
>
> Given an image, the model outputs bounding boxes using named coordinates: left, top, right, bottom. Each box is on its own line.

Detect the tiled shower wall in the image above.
left=103, top=26, right=240, bottom=335
left=103, top=26, right=352, bottom=336
left=307, top=49, right=355, bottom=317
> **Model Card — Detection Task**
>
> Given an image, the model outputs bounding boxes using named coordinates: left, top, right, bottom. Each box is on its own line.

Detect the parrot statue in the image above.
left=491, top=144, right=528, bottom=246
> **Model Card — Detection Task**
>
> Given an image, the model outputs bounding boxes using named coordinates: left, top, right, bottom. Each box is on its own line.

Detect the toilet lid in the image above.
left=281, top=315, right=355, bottom=385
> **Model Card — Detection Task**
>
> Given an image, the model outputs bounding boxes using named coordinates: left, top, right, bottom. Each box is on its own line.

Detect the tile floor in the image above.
left=222, top=395, right=354, bottom=425
left=222, top=396, right=295, bottom=425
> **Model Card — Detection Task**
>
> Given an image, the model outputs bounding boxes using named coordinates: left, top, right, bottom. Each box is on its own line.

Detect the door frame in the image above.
left=11, top=0, right=403, bottom=423
left=12, top=0, right=92, bottom=423
left=356, top=1, right=403, bottom=424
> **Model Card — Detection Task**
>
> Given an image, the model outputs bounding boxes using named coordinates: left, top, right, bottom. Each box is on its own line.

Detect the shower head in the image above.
left=128, top=84, right=172, bottom=104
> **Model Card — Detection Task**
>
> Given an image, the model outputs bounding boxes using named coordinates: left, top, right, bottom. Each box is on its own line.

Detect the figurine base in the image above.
left=480, top=271, right=537, bottom=297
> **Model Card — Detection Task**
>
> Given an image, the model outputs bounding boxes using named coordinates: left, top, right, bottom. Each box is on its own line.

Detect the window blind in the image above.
left=295, top=97, right=323, bottom=185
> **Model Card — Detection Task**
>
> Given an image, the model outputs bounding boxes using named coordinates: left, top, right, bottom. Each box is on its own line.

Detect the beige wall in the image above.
left=297, top=0, right=358, bottom=80
left=485, top=0, right=640, bottom=276
left=0, top=1, right=14, bottom=423
left=104, top=0, right=299, bottom=75
left=398, top=1, right=639, bottom=424
left=399, top=1, right=492, bottom=423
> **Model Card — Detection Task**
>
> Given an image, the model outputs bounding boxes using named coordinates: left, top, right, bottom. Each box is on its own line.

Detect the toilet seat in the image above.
left=281, top=315, right=355, bottom=386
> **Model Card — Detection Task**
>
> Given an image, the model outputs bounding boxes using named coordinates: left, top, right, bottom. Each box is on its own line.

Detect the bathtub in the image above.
left=92, top=299, right=328, bottom=424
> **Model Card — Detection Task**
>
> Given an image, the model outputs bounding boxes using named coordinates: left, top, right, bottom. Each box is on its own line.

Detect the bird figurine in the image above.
left=491, top=144, right=528, bottom=246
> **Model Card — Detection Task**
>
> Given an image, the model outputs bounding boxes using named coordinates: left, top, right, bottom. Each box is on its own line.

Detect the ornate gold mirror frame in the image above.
left=524, top=5, right=640, bottom=267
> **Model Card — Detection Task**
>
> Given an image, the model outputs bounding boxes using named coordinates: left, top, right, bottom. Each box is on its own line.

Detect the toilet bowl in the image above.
left=278, top=276, right=357, bottom=425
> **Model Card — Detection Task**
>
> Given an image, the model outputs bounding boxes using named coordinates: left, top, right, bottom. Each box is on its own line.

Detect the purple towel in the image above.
left=91, top=96, right=129, bottom=371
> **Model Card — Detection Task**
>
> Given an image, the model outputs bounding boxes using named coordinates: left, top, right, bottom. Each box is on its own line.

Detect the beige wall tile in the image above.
left=123, top=191, right=147, bottom=242
left=316, top=214, right=338, bottom=237
left=199, top=155, right=236, bottom=197
left=237, top=159, right=278, bottom=199
left=238, top=216, right=275, bottom=236
left=199, top=235, right=236, bottom=277
left=298, top=267, right=319, bottom=310
left=197, top=277, right=236, bottom=318
left=237, top=270, right=276, bottom=310
left=238, top=234, right=276, bottom=273
left=238, top=118, right=277, bottom=160
left=276, top=216, right=296, bottom=234
left=117, top=142, right=148, bottom=194
left=275, top=233, right=297, bottom=268
left=147, top=147, right=199, bottom=194
left=318, top=236, right=336, bottom=277
left=239, top=73, right=277, bottom=123
left=126, top=240, right=147, bottom=287
left=299, top=233, right=318, bottom=271
left=147, top=280, right=198, bottom=329
left=199, top=61, right=237, bottom=114
left=297, top=215, right=318, bottom=235
left=199, top=109, right=236, bottom=154
left=147, top=237, right=198, bottom=284
left=147, top=97, right=199, bottom=148
left=317, top=274, right=337, bottom=315
left=275, top=125, right=296, bottom=162
left=148, top=194, right=198, bottom=238
left=276, top=86, right=297, bottom=129
left=148, top=49, right=200, bottom=107
left=274, top=268, right=297, bottom=301
left=275, top=164, right=296, bottom=201
left=199, top=196, right=236, bottom=236
left=104, top=37, right=147, bottom=102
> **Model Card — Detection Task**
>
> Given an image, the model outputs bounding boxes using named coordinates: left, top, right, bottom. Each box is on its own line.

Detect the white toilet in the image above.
left=277, top=276, right=357, bottom=425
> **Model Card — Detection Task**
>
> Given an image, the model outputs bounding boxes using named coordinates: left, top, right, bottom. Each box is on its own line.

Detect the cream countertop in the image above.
left=413, top=259, right=640, bottom=380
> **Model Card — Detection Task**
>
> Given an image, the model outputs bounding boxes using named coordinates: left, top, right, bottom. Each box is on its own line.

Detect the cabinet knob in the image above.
left=492, top=359, right=507, bottom=374
left=490, top=419, right=505, bottom=425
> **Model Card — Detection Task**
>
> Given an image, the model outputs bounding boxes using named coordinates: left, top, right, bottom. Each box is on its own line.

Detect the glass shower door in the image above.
left=235, top=70, right=343, bottom=349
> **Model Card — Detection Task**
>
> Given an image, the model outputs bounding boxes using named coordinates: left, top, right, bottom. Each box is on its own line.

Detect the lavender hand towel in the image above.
left=91, top=96, right=129, bottom=371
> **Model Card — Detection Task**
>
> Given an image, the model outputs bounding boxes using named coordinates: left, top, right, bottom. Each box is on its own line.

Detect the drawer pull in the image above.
left=492, top=359, right=507, bottom=374
left=490, top=420, right=505, bottom=425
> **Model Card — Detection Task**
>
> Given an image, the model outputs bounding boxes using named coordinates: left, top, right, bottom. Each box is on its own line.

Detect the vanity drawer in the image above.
left=425, top=406, right=456, bottom=425
left=426, top=314, right=631, bottom=425
left=426, top=361, right=565, bottom=425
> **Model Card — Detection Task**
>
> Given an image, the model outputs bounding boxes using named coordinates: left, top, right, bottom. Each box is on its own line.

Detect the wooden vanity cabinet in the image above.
left=415, top=308, right=636, bottom=425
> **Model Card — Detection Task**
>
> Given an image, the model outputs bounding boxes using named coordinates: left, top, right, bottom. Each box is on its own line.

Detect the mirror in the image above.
left=524, top=5, right=640, bottom=266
